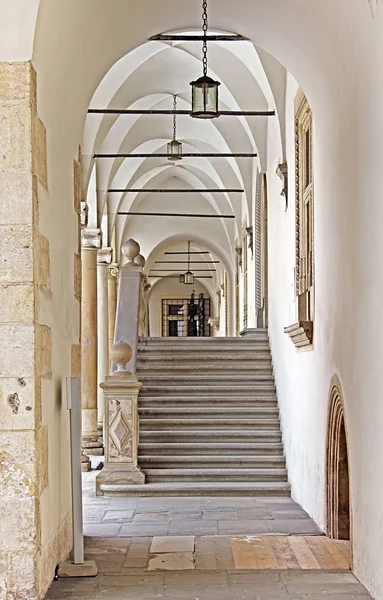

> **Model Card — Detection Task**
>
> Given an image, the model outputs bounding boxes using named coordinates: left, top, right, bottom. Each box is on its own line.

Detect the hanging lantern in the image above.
left=184, top=270, right=194, bottom=285
left=190, top=0, right=221, bottom=119
left=179, top=273, right=185, bottom=284
left=167, top=95, right=183, bottom=160
left=182, top=241, right=194, bottom=284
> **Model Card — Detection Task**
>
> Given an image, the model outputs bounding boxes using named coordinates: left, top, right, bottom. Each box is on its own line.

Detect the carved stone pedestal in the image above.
left=96, top=360, right=145, bottom=495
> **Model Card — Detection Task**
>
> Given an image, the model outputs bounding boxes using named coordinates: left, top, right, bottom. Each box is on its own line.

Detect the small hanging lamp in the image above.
left=184, top=241, right=194, bottom=284
left=167, top=95, right=183, bottom=161
left=190, top=0, right=221, bottom=119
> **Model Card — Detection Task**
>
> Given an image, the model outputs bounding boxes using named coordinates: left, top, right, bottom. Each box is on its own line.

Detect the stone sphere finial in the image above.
left=110, top=340, right=132, bottom=373
left=122, top=239, right=140, bottom=265
left=135, top=253, right=146, bottom=267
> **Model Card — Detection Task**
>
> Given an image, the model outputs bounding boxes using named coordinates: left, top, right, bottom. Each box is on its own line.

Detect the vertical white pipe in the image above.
left=66, top=377, right=84, bottom=565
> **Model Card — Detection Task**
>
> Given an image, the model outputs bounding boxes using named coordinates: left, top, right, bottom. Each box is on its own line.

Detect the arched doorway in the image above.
left=326, top=378, right=351, bottom=541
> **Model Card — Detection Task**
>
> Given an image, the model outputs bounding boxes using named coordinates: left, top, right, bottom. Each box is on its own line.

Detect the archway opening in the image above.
left=326, top=383, right=351, bottom=541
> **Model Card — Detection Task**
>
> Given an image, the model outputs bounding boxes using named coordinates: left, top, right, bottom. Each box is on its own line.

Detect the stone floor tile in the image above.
left=119, top=524, right=170, bottom=537
left=83, top=523, right=122, bottom=537
left=265, top=519, right=322, bottom=534
left=149, top=552, right=195, bottom=571
left=102, top=509, right=135, bottom=522
left=151, top=536, right=195, bottom=553
left=235, top=509, right=273, bottom=520
left=134, top=513, right=169, bottom=523
left=168, top=523, right=218, bottom=536
left=163, top=583, right=230, bottom=598
left=202, top=511, right=236, bottom=520
left=108, top=498, right=138, bottom=509
left=218, top=520, right=269, bottom=535
left=281, top=571, right=367, bottom=595
left=163, top=571, right=228, bottom=585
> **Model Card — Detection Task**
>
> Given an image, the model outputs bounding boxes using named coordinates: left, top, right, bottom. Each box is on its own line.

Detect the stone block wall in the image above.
left=0, top=62, right=73, bottom=599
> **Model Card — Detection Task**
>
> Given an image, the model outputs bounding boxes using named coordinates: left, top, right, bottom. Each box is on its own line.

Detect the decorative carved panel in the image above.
left=108, top=397, right=134, bottom=462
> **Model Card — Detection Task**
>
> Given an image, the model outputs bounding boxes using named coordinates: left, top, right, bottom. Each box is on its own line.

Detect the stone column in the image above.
left=81, top=228, right=103, bottom=470
left=108, top=263, right=119, bottom=373
left=97, top=248, right=112, bottom=442
left=96, top=342, right=145, bottom=495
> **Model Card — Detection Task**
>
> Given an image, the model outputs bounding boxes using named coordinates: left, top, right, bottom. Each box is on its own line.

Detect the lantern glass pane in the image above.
left=179, top=274, right=185, bottom=283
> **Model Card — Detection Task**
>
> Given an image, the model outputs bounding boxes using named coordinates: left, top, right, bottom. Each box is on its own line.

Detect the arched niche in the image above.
left=326, top=376, right=351, bottom=542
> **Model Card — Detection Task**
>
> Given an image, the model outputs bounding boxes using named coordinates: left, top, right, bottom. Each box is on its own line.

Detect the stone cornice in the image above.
left=81, top=228, right=101, bottom=250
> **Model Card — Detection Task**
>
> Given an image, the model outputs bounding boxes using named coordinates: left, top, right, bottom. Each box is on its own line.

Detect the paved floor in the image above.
left=44, top=472, right=372, bottom=599
left=82, top=472, right=322, bottom=538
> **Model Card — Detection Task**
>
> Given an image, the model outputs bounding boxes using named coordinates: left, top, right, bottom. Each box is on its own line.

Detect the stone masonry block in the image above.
left=74, top=253, right=82, bottom=300
left=0, top=103, right=33, bottom=172
left=0, top=324, right=34, bottom=378
left=0, top=497, right=37, bottom=553
left=0, top=62, right=36, bottom=105
left=71, top=344, right=81, bottom=378
left=0, top=430, right=36, bottom=498
left=0, top=170, right=35, bottom=226
left=36, top=426, right=49, bottom=493
left=7, top=552, right=36, bottom=600
left=35, top=232, right=51, bottom=290
left=0, top=283, right=34, bottom=323
left=32, top=112, right=47, bottom=186
left=0, top=377, right=36, bottom=431
left=35, top=324, right=52, bottom=379
left=0, top=224, right=33, bottom=283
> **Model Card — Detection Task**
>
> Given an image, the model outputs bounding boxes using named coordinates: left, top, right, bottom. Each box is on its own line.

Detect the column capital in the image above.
left=108, top=263, right=119, bottom=278
left=80, top=201, right=88, bottom=227
left=82, top=228, right=102, bottom=250
left=97, top=247, right=113, bottom=265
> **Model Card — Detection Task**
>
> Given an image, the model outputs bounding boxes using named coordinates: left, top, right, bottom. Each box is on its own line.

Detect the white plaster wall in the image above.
left=266, top=22, right=383, bottom=597
left=149, top=278, right=211, bottom=337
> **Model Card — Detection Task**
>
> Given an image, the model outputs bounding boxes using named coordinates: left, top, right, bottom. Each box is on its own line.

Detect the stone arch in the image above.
left=326, top=376, right=351, bottom=541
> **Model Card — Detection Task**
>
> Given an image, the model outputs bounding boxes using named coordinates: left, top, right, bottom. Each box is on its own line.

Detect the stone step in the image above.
left=99, top=481, right=291, bottom=497
left=137, top=363, right=273, bottom=373
left=140, top=385, right=276, bottom=396
left=138, top=407, right=280, bottom=418
left=139, top=418, right=281, bottom=431
left=138, top=455, right=286, bottom=469
left=139, top=373, right=274, bottom=381
left=139, top=442, right=284, bottom=455
left=137, top=353, right=272, bottom=362
left=139, top=395, right=278, bottom=406
left=139, top=334, right=268, bottom=343
left=143, top=468, right=288, bottom=483
left=140, top=430, right=282, bottom=443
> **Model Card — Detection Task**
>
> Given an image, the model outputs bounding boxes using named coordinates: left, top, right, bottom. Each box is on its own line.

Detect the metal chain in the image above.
left=173, top=94, right=177, bottom=140
left=202, top=0, right=208, bottom=76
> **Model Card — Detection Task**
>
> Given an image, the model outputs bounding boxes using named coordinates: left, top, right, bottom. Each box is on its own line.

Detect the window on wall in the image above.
left=285, top=90, right=314, bottom=348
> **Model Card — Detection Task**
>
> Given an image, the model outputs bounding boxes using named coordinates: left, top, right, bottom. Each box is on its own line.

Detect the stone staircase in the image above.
left=108, top=333, right=290, bottom=496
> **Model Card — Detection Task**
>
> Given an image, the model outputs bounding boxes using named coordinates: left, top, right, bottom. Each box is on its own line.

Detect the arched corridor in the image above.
left=1, top=1, right=383, bottom=599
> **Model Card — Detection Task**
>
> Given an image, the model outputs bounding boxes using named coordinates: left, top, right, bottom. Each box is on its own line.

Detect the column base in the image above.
left=96, top=465, right=145, bottom=496
left=81, top=454, right=91, bottom=473
left=239, top=327, right=263, bottom=337
left=82, top=436, right=103, bottom=457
